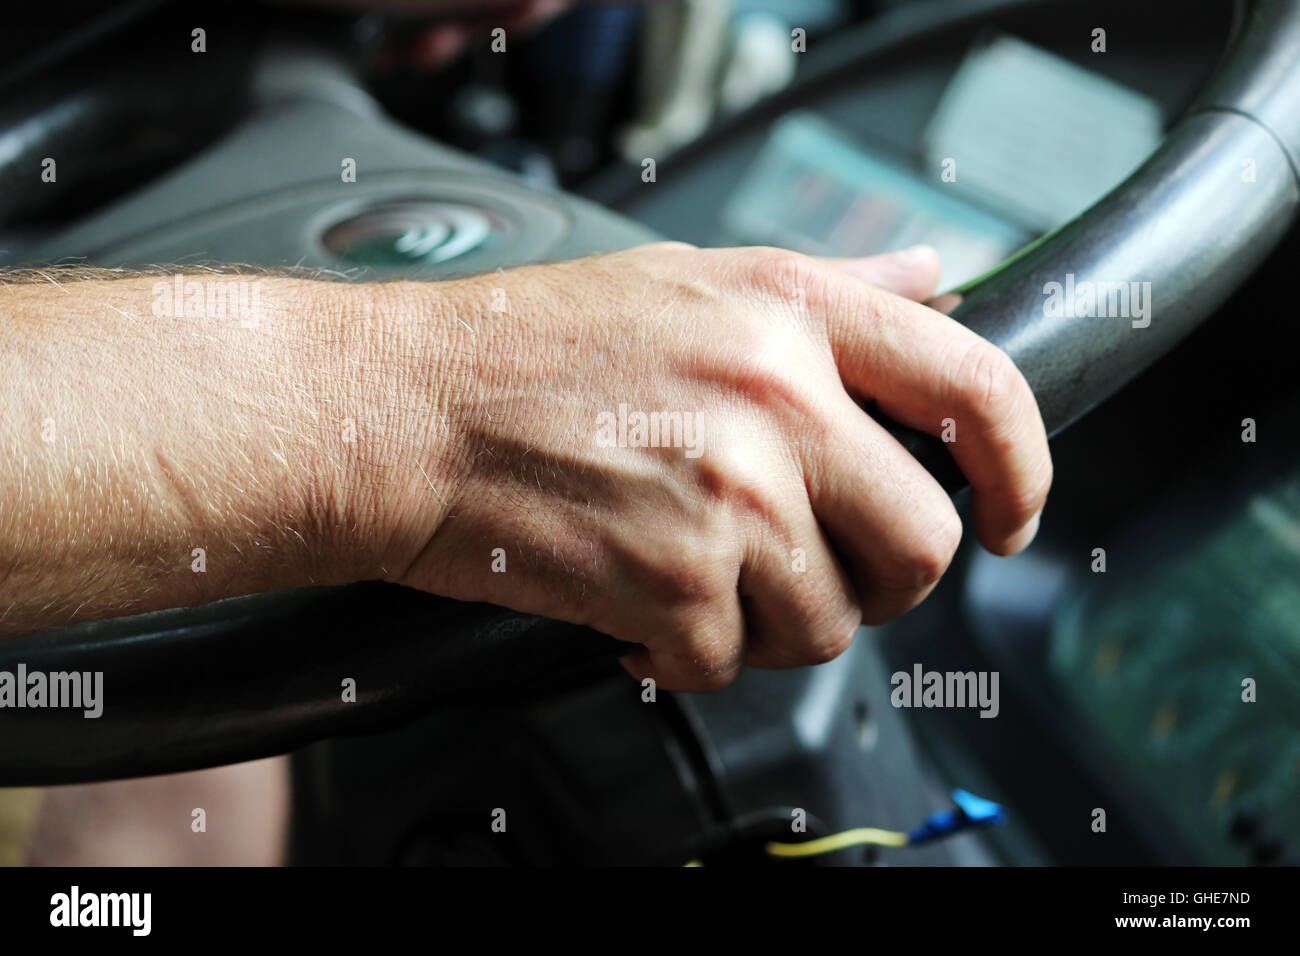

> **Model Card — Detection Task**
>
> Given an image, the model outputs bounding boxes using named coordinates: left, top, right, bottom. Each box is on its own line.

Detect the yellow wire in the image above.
left=765, top=827, right=909, bottom=858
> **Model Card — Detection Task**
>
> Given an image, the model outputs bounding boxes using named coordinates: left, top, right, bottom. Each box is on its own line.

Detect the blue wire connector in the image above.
left=907, top=789, right=1007, bottom=844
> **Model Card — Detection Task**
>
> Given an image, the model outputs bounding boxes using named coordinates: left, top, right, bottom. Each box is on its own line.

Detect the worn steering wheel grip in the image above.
left=2, top=0, right=1297, bottom=784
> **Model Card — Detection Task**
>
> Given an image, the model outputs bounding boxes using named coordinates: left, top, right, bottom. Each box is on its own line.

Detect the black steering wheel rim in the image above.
left=2, top=0, right=1297, bottom=785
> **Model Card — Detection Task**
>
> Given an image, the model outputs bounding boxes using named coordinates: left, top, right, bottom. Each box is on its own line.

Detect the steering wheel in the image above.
left=2, top=0, right=1297, bottom=785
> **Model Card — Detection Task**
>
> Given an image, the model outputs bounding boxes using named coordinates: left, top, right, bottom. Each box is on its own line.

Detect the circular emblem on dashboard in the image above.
left=322, top=201, right=498, bottom=266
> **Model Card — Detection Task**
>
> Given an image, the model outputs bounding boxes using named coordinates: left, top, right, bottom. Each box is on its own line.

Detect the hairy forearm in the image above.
left=0, top=268, right=465, bottom=637
left=0, top=243, right=1054, bottom=695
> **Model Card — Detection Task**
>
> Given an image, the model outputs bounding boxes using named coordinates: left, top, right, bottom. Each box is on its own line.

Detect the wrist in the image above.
left=320, top=277, right=477, bottom=584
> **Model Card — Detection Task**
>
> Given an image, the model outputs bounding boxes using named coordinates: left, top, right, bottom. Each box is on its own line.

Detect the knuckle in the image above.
left=803, top=617, right=859, bottom=665
left=954, top=341, right=1024, bottom=431
left=741, top=248, right=826, bottom=312
left=677, top=628, right=743, bottom=691
left=642, top=516, right=739, bottom=609
left=877, top=509, right=963, bottom=592
left=767, top=607, right=849, bottom=667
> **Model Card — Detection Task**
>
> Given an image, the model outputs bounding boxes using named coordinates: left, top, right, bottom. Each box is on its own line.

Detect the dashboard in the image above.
left=588, top=2, right=1224, bottom=275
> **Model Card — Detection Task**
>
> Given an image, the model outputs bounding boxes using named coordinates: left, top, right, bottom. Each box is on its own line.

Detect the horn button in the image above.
left=322, top=201, right=499, bottom=266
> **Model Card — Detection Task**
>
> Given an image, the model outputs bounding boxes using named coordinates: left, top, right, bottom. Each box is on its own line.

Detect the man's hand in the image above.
left=380, top=242, right=1051, bottom=691
left=0, top=244, right=1050, bottom=693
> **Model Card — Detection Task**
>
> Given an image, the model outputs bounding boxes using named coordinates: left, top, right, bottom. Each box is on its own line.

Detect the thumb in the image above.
left=820, top=245, right=943, bottom=301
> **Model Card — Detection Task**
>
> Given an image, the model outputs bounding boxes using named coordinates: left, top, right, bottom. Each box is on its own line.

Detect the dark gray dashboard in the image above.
left=31, top=93, right=655, bottom=274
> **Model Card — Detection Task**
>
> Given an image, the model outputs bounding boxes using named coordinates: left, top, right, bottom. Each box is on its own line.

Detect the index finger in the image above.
left=819, top=265, right=1052, bottom=555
